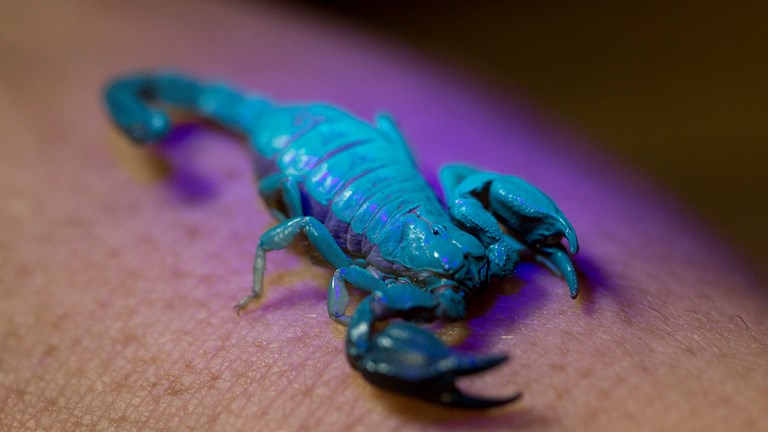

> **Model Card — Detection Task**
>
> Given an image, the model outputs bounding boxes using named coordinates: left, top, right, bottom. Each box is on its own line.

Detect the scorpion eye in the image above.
left=432, top=228, right=440, bottom=235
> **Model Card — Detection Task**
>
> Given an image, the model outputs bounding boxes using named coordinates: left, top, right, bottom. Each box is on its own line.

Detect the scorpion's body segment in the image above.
left=252, top=104, right=449, bottom=271
left=105, top=72, right=580, bottom=408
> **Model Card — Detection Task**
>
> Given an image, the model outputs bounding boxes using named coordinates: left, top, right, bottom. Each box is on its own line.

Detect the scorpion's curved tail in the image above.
left=104, top=71, right=272, bottom=144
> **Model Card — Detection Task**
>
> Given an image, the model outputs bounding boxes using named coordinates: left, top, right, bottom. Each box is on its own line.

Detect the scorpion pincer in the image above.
left=104, top=72, right=579, bottom=408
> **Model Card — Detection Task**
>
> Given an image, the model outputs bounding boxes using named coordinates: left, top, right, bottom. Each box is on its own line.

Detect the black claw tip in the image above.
left=454, top=353, right=509, bottom=376
left=440, top=388, right=522, bottom=409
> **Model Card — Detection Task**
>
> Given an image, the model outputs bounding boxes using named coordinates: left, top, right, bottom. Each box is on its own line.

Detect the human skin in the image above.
left=1, top=0, right=767, bottom=431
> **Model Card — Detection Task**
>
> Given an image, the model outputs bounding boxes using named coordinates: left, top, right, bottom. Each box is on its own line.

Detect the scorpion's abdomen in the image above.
left=251, top=104, right=371, bottom=161
left=259, top=104, right=422, bottom=202
left=251, top=103, right=443, bottom=255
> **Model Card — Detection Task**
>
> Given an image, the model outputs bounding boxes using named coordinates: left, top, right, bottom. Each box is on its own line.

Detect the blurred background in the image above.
left=277, top=0, right=768, bottom=273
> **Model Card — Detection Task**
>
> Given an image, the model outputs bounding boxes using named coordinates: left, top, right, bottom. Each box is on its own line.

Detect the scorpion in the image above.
left=104, top=72, right=579, bottom=408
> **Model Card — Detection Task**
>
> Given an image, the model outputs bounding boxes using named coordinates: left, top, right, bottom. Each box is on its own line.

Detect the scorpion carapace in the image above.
left=104, top=72, right=579, bottom=409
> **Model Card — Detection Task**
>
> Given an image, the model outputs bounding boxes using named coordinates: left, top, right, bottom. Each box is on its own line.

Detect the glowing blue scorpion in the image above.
left=105, top=72, right=579, bottom=408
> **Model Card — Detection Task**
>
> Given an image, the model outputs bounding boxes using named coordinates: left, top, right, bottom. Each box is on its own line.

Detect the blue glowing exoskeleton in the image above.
left=104, top=72, right=579, bottom=408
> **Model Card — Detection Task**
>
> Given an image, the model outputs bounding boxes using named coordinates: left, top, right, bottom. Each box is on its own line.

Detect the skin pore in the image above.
left=1, top=0, right=767, bottom=431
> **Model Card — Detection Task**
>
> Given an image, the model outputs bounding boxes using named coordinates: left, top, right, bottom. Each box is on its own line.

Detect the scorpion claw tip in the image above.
left=563, top=224, right=579, bottom=255
left=440, top=388, right=522, bottom=409
left=453, top=353, right=509, bottom=376
left=568, top=277, right=579, bottom=300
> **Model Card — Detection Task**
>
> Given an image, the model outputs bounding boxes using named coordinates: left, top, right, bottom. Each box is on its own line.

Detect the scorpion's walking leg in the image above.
left=440, top=164, right=580, bottom=298
left=235, top=216, right=351, bottom=313
left=375, top=113, right=417, bottom=167
left=258, top=173, right=303, bottom=221
left=327, top=265, right=386, bottom=325
left=346, top=282, right=521, bottom=408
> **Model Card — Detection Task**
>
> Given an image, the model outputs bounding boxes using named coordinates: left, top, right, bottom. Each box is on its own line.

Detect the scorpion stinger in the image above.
left=104, top=71, right=580, bottom=409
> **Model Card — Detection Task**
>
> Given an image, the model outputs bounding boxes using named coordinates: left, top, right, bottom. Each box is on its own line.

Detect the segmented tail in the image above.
left=104, top=72, right=271, bottom=143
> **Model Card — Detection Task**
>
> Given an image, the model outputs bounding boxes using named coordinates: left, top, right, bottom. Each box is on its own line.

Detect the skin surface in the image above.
left=1, top=0, right=767, bottom=431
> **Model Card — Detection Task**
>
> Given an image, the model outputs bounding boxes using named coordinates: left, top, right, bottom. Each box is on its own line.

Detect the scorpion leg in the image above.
left=440, top=164, right=580, bottom=298
left=327, top=265, right=386, bottom=326
left=235, top=216, right=350, bottom=313
left=347, top=282, right=520, bottom=408
left=258, top=173, right=303, bottom=221
left=375, top=113, right=417, bottom=167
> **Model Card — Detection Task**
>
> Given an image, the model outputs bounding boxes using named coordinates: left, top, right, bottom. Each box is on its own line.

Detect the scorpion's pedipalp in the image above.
left=439, top=164, right=580, bottom=297
left=353, top=320, right=520, bottom=409
left=347, top=288, right=519, bottom=409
